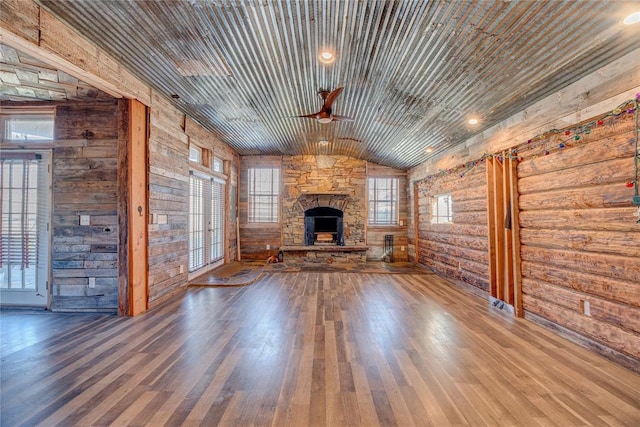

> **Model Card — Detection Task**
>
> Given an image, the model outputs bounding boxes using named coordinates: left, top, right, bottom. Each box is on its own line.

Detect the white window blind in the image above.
left=1, top=157, right=42, bottom=289
left=210, top=179, right=224, bottom=262
left=368, top=177, right=399, bottom=225
left=248, top=168, right=279, bottom=223
left=189, top=174, right=206, bottom=271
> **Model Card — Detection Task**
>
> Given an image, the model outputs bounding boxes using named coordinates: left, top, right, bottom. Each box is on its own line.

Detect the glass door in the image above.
left=0, top=152, right=50, bottom=307
left=189, top=172, right=226, bottom=274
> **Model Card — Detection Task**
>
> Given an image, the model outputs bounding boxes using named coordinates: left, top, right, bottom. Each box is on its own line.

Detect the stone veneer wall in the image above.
left=282, top=155, right=366, bottom=246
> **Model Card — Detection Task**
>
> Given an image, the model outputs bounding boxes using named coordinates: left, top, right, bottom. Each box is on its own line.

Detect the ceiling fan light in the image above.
left=317, top=117, right=332, bottom=124
left=319, top=50, right=335, bottom=64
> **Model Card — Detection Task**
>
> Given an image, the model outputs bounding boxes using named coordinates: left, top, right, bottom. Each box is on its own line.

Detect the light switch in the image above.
left=80, top=215, right=90, bottom=225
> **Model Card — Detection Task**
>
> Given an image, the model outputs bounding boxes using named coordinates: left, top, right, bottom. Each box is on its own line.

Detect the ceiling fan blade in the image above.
left=332, top=114, right=354, bottom=122
left=324, top=87, right=344, bottom=109
left=293, top=113, right=320, bottom=119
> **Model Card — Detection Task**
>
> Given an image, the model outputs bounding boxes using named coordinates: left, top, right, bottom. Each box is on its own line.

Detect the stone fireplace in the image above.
left=280, top=155, right=368, bottom=263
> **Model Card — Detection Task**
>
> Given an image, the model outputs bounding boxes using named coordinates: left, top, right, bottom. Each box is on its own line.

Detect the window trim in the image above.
left=368, top=176, right=400, bottom=226
left=431, top=193, right=453, bottom=224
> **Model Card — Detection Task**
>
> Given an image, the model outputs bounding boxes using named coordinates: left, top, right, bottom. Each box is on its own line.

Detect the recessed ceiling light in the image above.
left=468, top=118, right=479, bottom=125
left=319, top=139, right=329, bottom=146
left=319, top=50, right=335, bottom=64
left=623, top=11, right=640, bottom=25
left=425, top=147, right=433, bottom=153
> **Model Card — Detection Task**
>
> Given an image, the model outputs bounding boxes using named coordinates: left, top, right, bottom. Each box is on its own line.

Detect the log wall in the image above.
left=51, top=100, right=120, bottom=311
left=366, top=163, right=409, bottom=262
left=517, top=111, right=640, bottom=362
left=414, top=163, right=490, bottom=292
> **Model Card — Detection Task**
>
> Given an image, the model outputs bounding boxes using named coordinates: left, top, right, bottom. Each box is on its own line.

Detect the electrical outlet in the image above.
left=401, top=246, right=405, bottom=252
left=88, top=277, right=96, bottom=288
left=179, top=265, right=184, bottom=274
left=399, top=220, right=404, bottom=226
left=458, top=261, right=462, bottom=271
left=266, top=244, right=271, bottom=250
left=80, top=215, right=90, bottom=226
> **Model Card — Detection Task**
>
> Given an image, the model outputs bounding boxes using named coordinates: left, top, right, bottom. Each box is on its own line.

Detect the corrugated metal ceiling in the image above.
left=36, top=0, right=640, bottom=169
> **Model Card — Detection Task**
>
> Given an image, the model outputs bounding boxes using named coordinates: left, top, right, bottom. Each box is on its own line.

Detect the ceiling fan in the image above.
left=295, top=87, right=354, bottom=124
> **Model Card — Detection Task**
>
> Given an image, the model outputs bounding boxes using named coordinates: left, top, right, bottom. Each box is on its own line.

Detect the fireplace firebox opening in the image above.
left=304, top=207, right=344, bottom=245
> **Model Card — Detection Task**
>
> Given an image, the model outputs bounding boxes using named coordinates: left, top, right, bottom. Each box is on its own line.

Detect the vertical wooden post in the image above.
left=486, top=158, right=497, bottom=296
left=502, top=153, right=514, bottom=305
left=118, top=100, right=130, bottom=316
left=413, top=182, right=420, bottom=264
left=128, top=99, right=148, bottom=315
left=508, top=158, right=523, bottom=317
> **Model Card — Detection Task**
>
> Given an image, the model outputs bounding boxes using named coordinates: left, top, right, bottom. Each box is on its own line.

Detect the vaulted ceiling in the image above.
left=17, top=1, right=640, bottom=168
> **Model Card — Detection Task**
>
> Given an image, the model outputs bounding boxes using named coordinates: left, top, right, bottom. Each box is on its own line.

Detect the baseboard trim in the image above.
left=525, top=311, right=640, bottom=375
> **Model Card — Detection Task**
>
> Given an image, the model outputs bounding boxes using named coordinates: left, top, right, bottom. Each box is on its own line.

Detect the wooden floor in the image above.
left=2, top=272, right=639, bottom=426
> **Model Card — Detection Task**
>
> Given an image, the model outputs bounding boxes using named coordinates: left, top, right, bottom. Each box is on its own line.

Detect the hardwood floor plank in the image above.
left=1, top=271, right=639, bottom=426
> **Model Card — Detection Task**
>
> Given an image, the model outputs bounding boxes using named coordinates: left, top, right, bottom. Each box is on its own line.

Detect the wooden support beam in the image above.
left=128, top=99, right=149, bottom=315
left=413, top=183, right=420, bottom=263
left=508, top=157, right=524, bottom=317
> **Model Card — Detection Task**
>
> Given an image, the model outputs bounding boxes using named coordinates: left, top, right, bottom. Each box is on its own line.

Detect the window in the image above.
left=189, top=145, right=203, bottom=164
left=2, top=112, right=54, bottom=142
left=431, top=194, right=453, bottom=224
left=212, top=157, right=224, bottom=173
left=189, top=174, right=206, bottom=271
left=1, top=153, right=51, bottom=306
left=248, top=167, right=279, bottom=223
left=368, top=177, right=399, bottom=225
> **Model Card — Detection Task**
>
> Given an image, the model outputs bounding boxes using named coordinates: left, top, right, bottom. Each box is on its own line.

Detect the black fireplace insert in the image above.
left=304, top=207, right=344, bottom=245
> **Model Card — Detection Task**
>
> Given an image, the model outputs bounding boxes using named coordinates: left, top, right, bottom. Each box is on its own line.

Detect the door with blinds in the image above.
left=0, top=152, right=50, bottom=306
left=189, top=172, right=225, bottom=273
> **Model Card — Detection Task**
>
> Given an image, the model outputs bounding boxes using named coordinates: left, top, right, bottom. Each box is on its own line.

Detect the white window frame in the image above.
left=431, top=194, right=453, bottom=224
left=1, top=110, right=55, bottom=143
left=248, top=167, right=279, bottom=223
left=368, top=177, right=399, bottom=225
left=212, top=156, right=224, bottom=174
left=189, top=145, right=203, bottom=164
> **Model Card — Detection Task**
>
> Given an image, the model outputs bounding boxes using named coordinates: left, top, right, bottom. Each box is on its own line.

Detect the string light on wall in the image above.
left=419, top=94, right=640, bottom=222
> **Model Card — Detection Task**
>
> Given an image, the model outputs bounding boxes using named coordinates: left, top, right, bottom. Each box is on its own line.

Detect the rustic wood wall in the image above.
left=414, top=163, right=490, bottom=293
left=238, top=156, right=283, bottom=260
left=51, top=100, right=120, bottom=311
left=517, top=111, right=640, bottom=364
left=366, top=163, right=409, bottom=262
left=146, top=93, right=189, bottom=305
